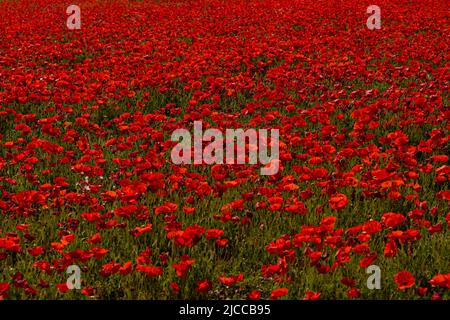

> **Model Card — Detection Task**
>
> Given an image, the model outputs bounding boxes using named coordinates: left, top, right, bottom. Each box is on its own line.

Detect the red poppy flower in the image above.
left=394, top=271, right=415, bottom=290
left=270, top=288, right=288, bottom=300
left=136, top=265, right=163, bottom=277
left=329, top=193, right=349, bottom=210
left=304, top=291, right=321, bottom=300
left=206, top=229, right=224, bottom=239
left=195, top=280, right=211, bottom=294
left=347, top=288, right=361, bottom=299
left=248, top=290, right=261, bottom=300
left=381, top=213, right=406, bottom=228
left=170, top=282, right=180, bottom=294
left=28, top=246, right=45, bottom=256
left=55, top=283, right=69, bottom=294
left=81, top=286, right=95, bottom=297
left=218, top=273, right=244, bottom=286
left=429, top=274, right=450, bottom=288
left=0, top=283, right=10, bottom=299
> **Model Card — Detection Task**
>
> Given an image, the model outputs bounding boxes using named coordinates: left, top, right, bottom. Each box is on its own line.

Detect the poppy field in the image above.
left=0, top=0, right=449, bottom=300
